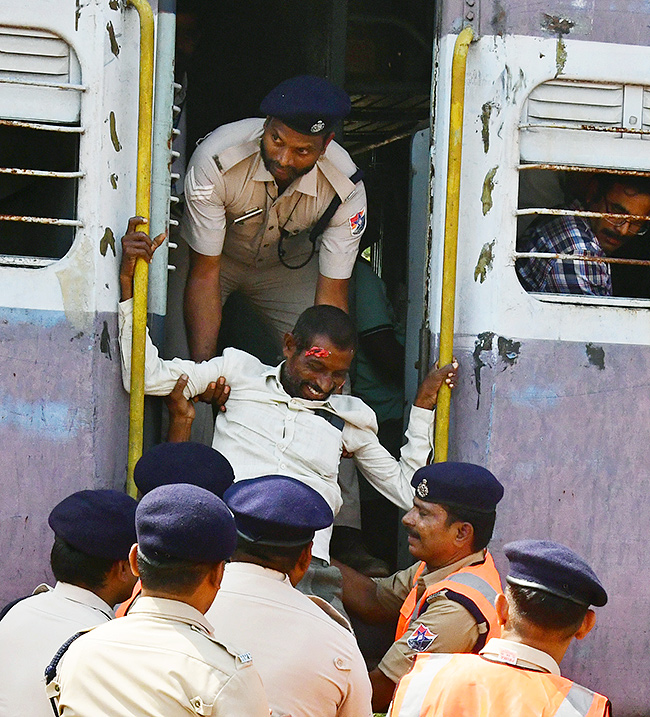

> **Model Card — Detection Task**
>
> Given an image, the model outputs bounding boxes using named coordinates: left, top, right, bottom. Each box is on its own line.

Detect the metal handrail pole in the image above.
left=126, top=0, right=155, bottom=496
left=433, top=27, right=473, bottom=462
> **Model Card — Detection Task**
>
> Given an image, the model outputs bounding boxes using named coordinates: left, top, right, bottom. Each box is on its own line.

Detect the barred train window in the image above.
left=0, top=27, right=84, bottom=267
left=515, top=79, right=650, bottom=301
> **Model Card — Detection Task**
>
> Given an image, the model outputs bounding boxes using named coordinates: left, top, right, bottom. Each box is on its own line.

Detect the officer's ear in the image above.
left=495, top=592, right=509, bottom=629
left=321, top=132, right=335, bottom=155
left=128, top=544, right=140, bottom=577
left=574, top=609, right=596, bottom=641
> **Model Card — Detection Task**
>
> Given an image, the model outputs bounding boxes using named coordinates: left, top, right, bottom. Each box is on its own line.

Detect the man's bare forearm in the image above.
left=184, top=252, right=222, bottom=362
left=334, top=560, right=397, bottom=624
left=315, top=274, right=349, bottom=313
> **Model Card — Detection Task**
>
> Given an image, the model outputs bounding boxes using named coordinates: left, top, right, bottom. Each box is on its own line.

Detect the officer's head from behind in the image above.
left=224, top=475, right=333, bottom=586
left=281, top=304, right=357, bottom=402
left=131, top=484, right=237, bottom=614
left=259, top=75, right=351, bottom=190
left=404, top=463, right=504, bottom=570
left=497, top=539, right=608, bottom=665
left=134, top=442, right=235, bottom=497
left=48, top=489, right=138, bottom=606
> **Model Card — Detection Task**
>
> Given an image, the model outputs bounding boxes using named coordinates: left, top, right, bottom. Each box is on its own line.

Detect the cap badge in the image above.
left=310, top=119, right=325, bottom=133
left=416, top=479, right=429, bottom=499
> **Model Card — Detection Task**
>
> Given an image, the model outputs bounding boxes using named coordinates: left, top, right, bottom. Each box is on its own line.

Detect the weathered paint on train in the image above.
left=422, top=3, right=650, bottom=714
left=0, top=0, right=148, bottom=604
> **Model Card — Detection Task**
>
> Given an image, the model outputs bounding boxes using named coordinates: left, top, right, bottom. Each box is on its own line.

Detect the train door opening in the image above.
left=167, top=0, right=436, bottom=577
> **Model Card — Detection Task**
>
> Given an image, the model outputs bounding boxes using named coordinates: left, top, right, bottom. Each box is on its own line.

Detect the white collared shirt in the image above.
left=180, top=118, right=366, bottom=279
left=207, top=562, right=372, bottom=717
left=119, top=299, right=432, bottom=561
left=479, top=637, right=561, bottom=675
left=0, top=582, right=114, bottom=717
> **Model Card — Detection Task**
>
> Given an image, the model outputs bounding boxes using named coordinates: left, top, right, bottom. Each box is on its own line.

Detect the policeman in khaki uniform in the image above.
left=336, top=462, right=504, bottom=712
left=207, top=474, right=373, bottom=717
left=0, top=490, right=137, bottom=717
left=389, top=540, right=611, bottom=717
left=181, top=74, right=367, bottom=363
left=51, top=484, right=269, bottom=717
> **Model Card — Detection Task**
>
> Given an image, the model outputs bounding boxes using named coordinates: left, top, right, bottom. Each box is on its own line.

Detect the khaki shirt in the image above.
left=54, top=596, right=269, bottom=717
left=0, top=583, right=113, bottom=717
left=181, top=118, right=366, bottom=279
left=207, top=562, right=372, bottom=717
left=374, top=552, right=487, bottom=683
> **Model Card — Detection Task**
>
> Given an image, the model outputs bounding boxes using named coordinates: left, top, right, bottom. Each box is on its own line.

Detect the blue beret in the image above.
left=411, top=462, right=504, bottom=513
left=136, top=484, right=236, bottom=563
left=224, top=475, right=334, bottom=547
left=134, top=442, right=234, bottom=497
left=48, top=490, right=137, bottom=560
left=505, top=539, right=607, bottom=607
left=260, top=75, right=351, bottom=135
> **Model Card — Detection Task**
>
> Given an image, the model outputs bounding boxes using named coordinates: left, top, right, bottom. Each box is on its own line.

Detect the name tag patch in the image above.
left=406, top=624, right=438, bottom=652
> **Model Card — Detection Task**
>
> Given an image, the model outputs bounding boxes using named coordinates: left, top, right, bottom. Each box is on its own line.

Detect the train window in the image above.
left=514, top=79, right=650, bottom=301
left=0, top=27, right=84, bottom=267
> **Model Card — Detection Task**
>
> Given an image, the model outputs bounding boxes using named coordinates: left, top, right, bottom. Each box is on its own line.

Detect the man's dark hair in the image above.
left=596, top=173, right=650, bottom=199
left=506, top=583, right=589, bottom=634
left=291, top=305, right=357, bottom=353
left=233, top=535, right=308, bottom=575
left=442, top=504, right=496, bottom=552
left=50, top=536, right=115, bottom=590
left=136, top=549, right=211, bottom=594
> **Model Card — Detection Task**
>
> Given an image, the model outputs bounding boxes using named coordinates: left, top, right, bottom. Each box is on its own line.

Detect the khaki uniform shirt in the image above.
left=0, top=582, right=113, bottom=717
left=181, top=118, right=366, bottom=279
left=479, top=638, right=561, bottom=675
left=207, top=562, right=372, bottom=717
left=374, top=551, right=487, bottom=683
left=53, top=596, right=269, bottom=717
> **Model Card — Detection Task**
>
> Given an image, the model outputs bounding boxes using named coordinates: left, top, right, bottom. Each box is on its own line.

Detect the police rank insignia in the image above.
left=406, top=624, right=438, bottom=652
left=416, top=478, right=429, bottom=498
left=348, top=209, right=366, bottom=236
left=311, top=119, right=326, bottom=133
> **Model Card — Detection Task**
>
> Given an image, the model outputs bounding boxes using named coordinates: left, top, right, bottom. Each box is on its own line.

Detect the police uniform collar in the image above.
left=480, top=637, right=561, bottom=676
left=419, top=550, right=488, bottom=587
left=128, top=596, right=215, bottom=635
left=226, top=560, right=289, bottom=583
left=53, top=582, right=114, bottom=618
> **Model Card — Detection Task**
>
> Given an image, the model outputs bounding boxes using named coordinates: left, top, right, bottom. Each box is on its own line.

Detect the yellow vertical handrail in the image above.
left=433, top=27, right=473, bottom=463
left=126, top=0, right=155, bottom=497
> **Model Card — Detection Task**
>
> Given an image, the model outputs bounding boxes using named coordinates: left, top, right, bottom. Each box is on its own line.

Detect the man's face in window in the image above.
left=589, top=183, right=650, bottom=255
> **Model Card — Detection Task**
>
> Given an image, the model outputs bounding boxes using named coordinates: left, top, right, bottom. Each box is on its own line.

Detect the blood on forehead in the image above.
left=305, top=346, right=331, bottom=358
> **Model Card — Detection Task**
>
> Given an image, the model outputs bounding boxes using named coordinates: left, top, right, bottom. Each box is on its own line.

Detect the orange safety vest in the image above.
left=395, top=552, right=501, bottom=653
left=114, top=579, right=142, bottom=618
left=388, top=652, right=611, bottom=717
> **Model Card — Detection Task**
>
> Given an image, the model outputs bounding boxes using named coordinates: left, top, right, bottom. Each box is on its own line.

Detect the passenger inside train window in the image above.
left=516, top=174, right=650, bottom=297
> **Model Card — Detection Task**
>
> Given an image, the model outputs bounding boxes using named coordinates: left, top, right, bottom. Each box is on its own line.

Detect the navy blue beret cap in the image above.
left=48, top=489, right=137, bottom=560
left=411, top=462, right=504, bottom=513
left=224, top=475, right=334, bottom=547
left=260, top=75, right=351, bottom=136
left=136, top=484, right=236, bottom=563
left=505, top=539, right=607, bottom=607
left=134, top=442, right=234, bottom=498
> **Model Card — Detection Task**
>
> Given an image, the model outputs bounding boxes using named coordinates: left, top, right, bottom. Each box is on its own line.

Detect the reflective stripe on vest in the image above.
left=388, top=653, right=610, bottom=717
left=395, top=552, right=502, bottom=653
